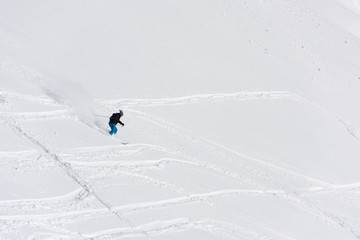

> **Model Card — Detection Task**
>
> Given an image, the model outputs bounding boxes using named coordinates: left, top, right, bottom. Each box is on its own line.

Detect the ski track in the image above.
left=129, top=109, right=332, bottom=187
left=98, top=91, right=360, bottom=141
left=126, top=109, right=360, bottom=239
left=2, top=142, right=359, bottom=239
left=97, top=91, right=301, bottom=107
left=2, top=89, right=360, bottom=239
left=0, top=117, right=136, bottom=231
left=55, top=145, right=360, bottom=195
left=83, top=218, right=296, bottom=240
left=0, top=188, right=88, bottom=213
left=61, top=148, right=263, bottom=191
left=1, top=109, right=73, bottom=121
left=1, top=190, right=293, bottom=240
left=3, top=88, right=359, bottom=141
left=0, top=189, right=286, bottom=222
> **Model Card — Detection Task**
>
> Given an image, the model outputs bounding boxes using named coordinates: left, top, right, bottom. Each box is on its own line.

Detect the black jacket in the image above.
left=109, top=113, right=124, bottom=126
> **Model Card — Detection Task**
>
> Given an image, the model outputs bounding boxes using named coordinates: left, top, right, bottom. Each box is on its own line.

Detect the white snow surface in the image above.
left=1, top=0, right=360, bottom=239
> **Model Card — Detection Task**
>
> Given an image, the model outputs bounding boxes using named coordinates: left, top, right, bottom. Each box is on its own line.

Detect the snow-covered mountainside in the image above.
left=1, top=0, right=360, bottom=239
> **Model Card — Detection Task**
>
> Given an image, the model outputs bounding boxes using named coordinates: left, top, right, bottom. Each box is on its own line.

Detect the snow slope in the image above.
left=1, top=0, right=360, bottom=239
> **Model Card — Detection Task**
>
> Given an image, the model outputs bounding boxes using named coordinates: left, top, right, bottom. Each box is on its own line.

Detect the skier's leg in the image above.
left=114, top=125, right=118, bottom=134
left=109, top=123, right=115, bottom=135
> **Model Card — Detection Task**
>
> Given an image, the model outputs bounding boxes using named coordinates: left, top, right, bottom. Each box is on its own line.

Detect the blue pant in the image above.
left=109, top=123, right=117, bottom=135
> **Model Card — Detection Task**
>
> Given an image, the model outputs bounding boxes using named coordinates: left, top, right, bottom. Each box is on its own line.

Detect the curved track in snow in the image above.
left=1, top=89, right=360, bottom=240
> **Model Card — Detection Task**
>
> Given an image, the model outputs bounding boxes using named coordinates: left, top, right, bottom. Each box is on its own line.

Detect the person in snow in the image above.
left=109, top=110, right=125, bottom=135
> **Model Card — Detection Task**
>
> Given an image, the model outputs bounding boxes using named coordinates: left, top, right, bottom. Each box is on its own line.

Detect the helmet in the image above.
left=119, top=110, right=124, bottom=116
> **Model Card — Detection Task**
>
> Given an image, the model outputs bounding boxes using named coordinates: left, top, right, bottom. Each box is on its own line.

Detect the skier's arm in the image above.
left=118, top=120, right=125, bottom=126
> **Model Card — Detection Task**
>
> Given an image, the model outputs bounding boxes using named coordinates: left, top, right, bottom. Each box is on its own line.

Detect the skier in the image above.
left=109, top=110, right=125, bottom=135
